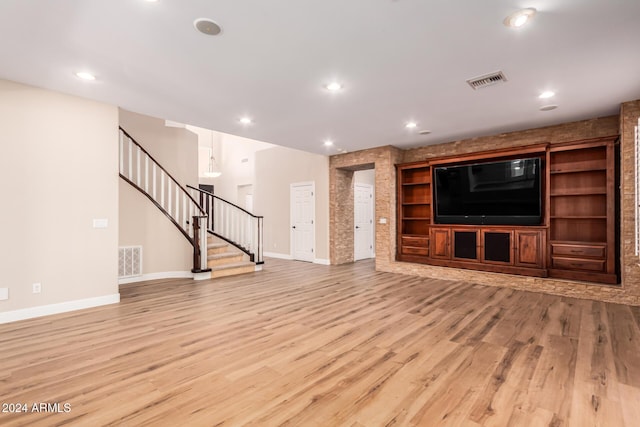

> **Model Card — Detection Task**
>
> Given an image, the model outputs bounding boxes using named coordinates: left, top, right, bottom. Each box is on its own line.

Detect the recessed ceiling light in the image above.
left=540, top=105, right=558, bottom=111
left=194, top=18, right=222, bottom=36
left=418, top=130, right=431, bottom=135
left=324, top=140, right=334, bottom=147
left=325, top=82, right=342, bottom=92
left=405, top=122, right=417, bottom=129
left=75, top=71, right=96, bottom=81
left=239, top=117, right=253, bottom=125
left=504, top=8, right=536, bottom=28
left=539, top=91, right=555, bottom=99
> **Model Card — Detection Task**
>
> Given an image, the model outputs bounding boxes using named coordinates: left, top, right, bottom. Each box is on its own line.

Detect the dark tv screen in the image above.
left=434, top=157, right=542, bottom=225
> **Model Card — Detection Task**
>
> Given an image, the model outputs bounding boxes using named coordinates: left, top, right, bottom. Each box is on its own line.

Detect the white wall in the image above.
left=118, top=110, right=199, bottom=275
left=254, top=146, right=330, bottom=261
left=190, top=126, right=272, bottom=204
left=0, top=79, right=119, bottom=318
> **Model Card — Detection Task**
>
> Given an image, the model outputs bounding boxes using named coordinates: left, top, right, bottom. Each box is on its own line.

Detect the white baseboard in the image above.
left=263, top=252, right=329, bottom=265
left=0, top=293, right=120, bottom=324
left=118, top=271, right=193, bottom=285
left=263, top=251, right=294, bottom=260
left=193, top=271, right=212, bottom=281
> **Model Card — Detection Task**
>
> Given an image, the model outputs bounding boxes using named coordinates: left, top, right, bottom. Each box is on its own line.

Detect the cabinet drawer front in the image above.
left=552, top=257, right=605, bottom=272
left=551, top=244, right=605, bottom=258
left=402, top=236, right=429, bottom=247
left=402, top=246, right=429, bottom=256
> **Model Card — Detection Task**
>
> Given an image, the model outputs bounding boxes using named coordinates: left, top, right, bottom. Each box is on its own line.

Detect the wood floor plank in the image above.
left=0, top=258, right=639, bottom=426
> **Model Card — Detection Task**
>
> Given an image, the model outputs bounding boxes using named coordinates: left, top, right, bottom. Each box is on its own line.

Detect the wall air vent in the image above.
left=119, top=246, right=142, bottom=278
left=466, top=71, right=507, bottom=90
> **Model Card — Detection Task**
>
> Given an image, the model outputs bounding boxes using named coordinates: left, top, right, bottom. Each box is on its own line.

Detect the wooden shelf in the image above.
left=402, top=181, right=430, bottom=186
left=403, top=217, right=431, bottom=220
left=402, top=202, right=430, bottom=206
left=550, top=216, right=607, bottom=220
left=549, top=159, right=607, bottom=174
left=550, top=190, right=607, bottom=196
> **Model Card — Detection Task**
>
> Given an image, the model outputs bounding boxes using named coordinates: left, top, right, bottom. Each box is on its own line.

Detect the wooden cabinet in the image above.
left=397, top=163, right=431, bottom=262
left=395, top=136, right=618, bottom=285
left=452, top=229, right=479, bottom=261
left=481, top=230, right=513, bottom=265
left=430, top=227, right=451, bottom=259
left=548, top=137, right=617, bottom=284
left=425, top=226, right=546, bottom=276
left=515, top=230, right=544, bottom=268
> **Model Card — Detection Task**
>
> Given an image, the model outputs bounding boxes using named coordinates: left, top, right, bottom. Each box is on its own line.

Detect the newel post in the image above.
left=191, top=215, right=211, bottom=273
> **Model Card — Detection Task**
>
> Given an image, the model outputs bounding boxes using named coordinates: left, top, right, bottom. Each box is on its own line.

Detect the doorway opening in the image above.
left=354, top=170, right=375, bottom=261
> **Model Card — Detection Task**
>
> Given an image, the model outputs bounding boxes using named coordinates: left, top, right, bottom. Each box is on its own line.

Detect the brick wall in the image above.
left=329, top=111, right=640, bottom=305
left=620, top=100, right=640, bottom=302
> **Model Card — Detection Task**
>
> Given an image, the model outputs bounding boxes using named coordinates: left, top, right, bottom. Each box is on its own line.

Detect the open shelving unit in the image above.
left=397, top=162, right=431, bottom=260
left=547, top=137, right=617, bottom=283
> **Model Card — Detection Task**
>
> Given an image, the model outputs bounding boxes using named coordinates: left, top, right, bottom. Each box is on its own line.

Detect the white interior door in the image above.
left=354, top=183, right=374, bottom=261
left=291, top=182, right=315, bottom=262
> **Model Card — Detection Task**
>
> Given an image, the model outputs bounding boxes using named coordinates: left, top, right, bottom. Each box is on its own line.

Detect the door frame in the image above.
left=290, top=181, right=316, bottom=262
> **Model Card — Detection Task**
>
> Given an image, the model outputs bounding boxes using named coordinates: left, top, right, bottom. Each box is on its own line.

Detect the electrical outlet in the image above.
left=0, top=288, right=8, bottom=300
left=32, top=283, right=41, bottom=294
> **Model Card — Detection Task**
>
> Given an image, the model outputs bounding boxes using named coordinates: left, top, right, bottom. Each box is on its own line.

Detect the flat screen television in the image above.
left=434, top=157, right=542, bottom=225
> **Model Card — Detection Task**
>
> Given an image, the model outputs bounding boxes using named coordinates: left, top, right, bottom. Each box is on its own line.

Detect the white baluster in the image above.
left=175, top=184, right=179, bottom=224
left=182, top=195, right=187, bottom=233
left=160, top=170, right=165, bottom=208
left=167, top=180, right=172, bottom=216
left=128, top=137, right=133, bottom=180
left=119, top=131, right=124, bottom=174
left=189, top=202, right=194, bottom=235
left=152, top=164, right=157, bottom=201
left=136, top=146, right=141, bottom=186
left=144, top=155, right=149, bottom=193
left=200, top=221, right=208, bottom=271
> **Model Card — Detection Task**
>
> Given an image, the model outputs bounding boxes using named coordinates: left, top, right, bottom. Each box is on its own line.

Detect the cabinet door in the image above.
left=515, top=230, right=544, bottom=268
left=430, top=228, right=451, bottom=259
left=481, top=230, right=513, bottom=265
left=452, top=229, right=479, bottom=261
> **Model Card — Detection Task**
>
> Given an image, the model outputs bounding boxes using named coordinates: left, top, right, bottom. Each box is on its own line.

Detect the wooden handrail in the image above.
left=187, top=185, right=264, bottom=264
left=120, top=173, right=193, bottom=244
left=120, top=127, right=205, bottom=215
left=119, top=127, right=211, bottom=274
left=186, top=185, right=263, bottom=219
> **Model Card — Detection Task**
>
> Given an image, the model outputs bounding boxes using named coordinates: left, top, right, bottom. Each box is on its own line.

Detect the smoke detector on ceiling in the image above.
left=466, top=71, right=507, bottom=90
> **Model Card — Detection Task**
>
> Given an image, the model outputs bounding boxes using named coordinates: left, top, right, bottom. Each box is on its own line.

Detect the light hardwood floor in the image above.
left=1, top=259, right=640, bottom=426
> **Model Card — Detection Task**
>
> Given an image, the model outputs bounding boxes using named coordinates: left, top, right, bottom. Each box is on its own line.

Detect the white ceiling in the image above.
left=1, top=0, right=639, bottom=155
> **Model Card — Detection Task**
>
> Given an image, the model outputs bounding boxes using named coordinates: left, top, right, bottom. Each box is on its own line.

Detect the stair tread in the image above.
left=207, top=252, right=243, bottom=260
left=210, top=261, right=254, bottom=271
left=207, top=242, right=228, bottom=249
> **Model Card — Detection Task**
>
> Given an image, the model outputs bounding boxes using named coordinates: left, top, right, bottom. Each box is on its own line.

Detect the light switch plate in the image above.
left=0, top=288, right=8, bottom=300
left=379, top=217, right=387, bottom=224
left=93, top=218, right=108, bottom=229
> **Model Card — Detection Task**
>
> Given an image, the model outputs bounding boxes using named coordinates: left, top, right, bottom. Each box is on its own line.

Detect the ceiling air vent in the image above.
left=466, top=71, right=507, bottom=90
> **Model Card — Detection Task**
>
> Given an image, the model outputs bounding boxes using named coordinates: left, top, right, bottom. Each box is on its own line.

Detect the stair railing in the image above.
left=187, top=185, right=264, bottom=265
left=119, top=127, right=209, bottom=273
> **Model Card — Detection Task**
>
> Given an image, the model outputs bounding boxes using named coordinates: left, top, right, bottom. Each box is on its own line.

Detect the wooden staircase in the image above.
left=207, top=234, right=256, bottom=278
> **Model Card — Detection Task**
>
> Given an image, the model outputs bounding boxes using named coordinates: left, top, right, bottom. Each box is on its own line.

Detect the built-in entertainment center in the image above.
left=396, top=136, right=619, bottom=285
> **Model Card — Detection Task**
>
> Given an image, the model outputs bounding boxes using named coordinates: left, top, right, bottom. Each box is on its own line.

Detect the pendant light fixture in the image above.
left=203, top=131, right=222, bottom=178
